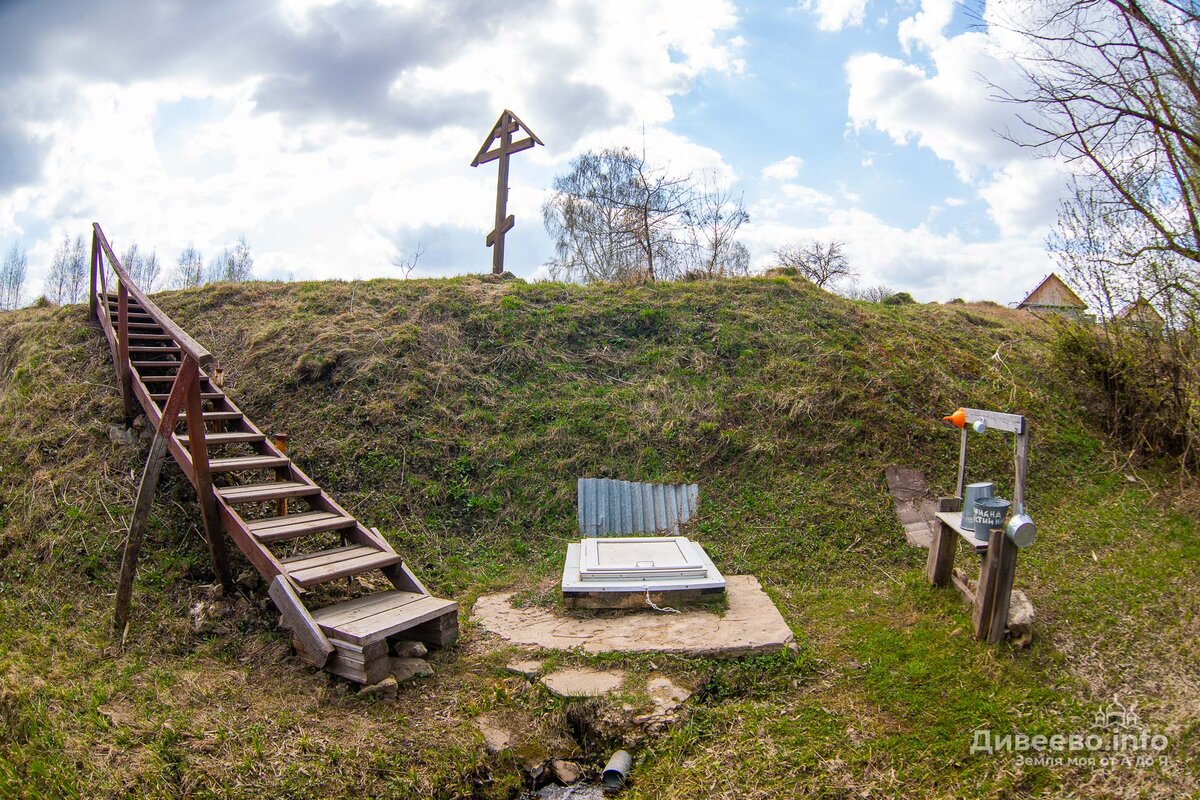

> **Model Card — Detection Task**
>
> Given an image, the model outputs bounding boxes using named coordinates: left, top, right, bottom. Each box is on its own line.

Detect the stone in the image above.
left=360, top=675, right=398, bottom=701
left=188, top=597, right=233, bottom=632
left=391, top=657, right=434, bottom=683
left=473, top=575, right=793, bottom=657
left=106, top=423, right=137, bottom=446
left=573, top=675, right=692, bottom=746
left=393, top=639, right=428, bottom=659
left=548, top=758, right=584, bottom=785
left=1008, top=589, right=1036, bottom=646
left=475, top=715, right=514, bottom=754
left=505, top=659, right=543, bottom=679
left=541, top=668, right=625, bottom=698
left=536, top=785, right=604, bottom=800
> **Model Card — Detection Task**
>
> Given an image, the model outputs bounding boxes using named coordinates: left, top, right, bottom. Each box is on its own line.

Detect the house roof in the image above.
left=1017, top=273, right=1087, bottom=309
left=1116, top=296, right=1165, bottom=323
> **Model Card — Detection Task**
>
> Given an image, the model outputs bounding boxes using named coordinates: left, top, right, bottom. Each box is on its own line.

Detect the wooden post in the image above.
left=89, top=231, right=98, bottom=320
left=987, top=532, right=1019, bottom=644
left=269, top=575, right=333, bottom=667
left=470, top=110, right=543, bottom=275
left=925, top=496, right=961, bottom=586
left=113, top=358, right=199, bottom=637
left=117, top=281, right=134, bottom=423
left=1014, top=428, right=1030, bottom=512
left=182, top=362, right=234, bottom=592
left=971, top=527, right=1004, bottom=639
left=273, top=433, right=289, bottom=517
left=955, top=427, right=968, bottom=499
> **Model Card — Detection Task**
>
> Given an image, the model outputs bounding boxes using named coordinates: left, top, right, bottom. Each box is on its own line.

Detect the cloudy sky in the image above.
left=0, top=0, right=1071, bottom=303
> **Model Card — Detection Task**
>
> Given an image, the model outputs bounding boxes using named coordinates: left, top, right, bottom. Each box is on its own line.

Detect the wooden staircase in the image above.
left=90, top=223, right=457, bottom=684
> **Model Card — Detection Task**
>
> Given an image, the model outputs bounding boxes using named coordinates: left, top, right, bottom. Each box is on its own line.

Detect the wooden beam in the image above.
left=473, top=136, right=538, bottom=165
left=951, top=567, right=976, bottom=605
left=485, top=215, right=516, bottom=247
left=182, top=361, right=234, bottom=592
left=113, top=358, right=198, bottom=638
left=269, top=575, right=334, bottom=667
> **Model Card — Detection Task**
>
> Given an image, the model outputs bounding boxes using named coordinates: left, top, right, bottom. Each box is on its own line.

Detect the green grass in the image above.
left=0, top=275, right=1197, bottom=798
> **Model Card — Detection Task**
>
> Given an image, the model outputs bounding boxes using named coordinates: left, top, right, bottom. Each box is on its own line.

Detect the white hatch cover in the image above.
left=579, top=536, right=710, bottom=581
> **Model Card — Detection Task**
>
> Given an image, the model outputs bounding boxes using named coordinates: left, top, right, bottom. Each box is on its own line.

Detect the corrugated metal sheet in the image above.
left=577, top=478, right=700, bottom=536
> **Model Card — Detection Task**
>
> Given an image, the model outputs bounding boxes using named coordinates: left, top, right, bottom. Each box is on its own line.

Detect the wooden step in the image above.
left=208, top=454, right=291, bottom=473
left=129, top=345, right=180, bottom=353
left=217, top=481, right=320, bottom=503
left=201, top=411, right=244, bottom=422
left=311, top=590, right=458, bottom=645
left=248, top=511, right=357, bottom=542
left=132, top=360, right=180, bottom=369
left=179, top=431, right=265, bottom=445
left=127, top=323, right=163, bottom=331
left=282, top=545, right=402, bottom=588
left=151, top=391, right=225, bottom=400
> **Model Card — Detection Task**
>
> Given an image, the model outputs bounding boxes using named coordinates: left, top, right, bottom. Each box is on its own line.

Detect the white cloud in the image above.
left=761, top=155, right=804, bottom=180
left=977, top=158, right=1068, bottom=237
left=897, top=0, right=955, bottom=54
left=0, top=0, right=745, bottom=297
left=799, top=0, right=870, bottom=32
left=844, top=1, right=1076, bottom=264
left=845, top=39, right=1020, bottom=181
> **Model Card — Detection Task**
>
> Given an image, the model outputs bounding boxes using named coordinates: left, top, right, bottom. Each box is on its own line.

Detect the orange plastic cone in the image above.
left=943, top=408, right=967, bottom=428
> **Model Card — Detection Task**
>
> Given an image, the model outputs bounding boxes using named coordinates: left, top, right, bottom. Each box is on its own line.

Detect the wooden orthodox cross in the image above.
left=470, top=109, right=544, bottom=274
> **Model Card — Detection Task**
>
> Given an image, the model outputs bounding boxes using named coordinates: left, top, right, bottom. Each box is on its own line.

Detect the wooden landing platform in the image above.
left=296, top=591, right=459, bottom=684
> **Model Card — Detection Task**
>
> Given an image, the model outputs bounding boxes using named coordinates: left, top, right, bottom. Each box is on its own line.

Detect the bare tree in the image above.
left=223, top=236, right=253, bottom=281
left=138, top=250, right=162, bottom=291
left=46, top=234, right=73, bottom=304
left=999, top=0, right=1199, bottom=276
left=544, top=146, right=695, bottom=282
left=774, top=239, right=855, bottom=288
left=843, top=283, right=895, bottom=303
left=66, top=235, right=86, bottom=303
left=687, top=176, right=751, bottom=278
left=391, top=241, right=426, bottom=279
left=0, top=243, right=28, bottom=310
left=999, top=0, right=1200, bottom=464
left=172, top=244, right=205, bottom=288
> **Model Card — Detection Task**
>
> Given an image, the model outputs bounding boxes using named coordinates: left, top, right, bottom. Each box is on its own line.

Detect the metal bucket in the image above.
left=961, top=482, right=994, bottom=530
left=973, top=497, right=1011, bottom=539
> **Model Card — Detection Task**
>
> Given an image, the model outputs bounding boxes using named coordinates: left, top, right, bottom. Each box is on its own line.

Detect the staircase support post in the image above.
left=182, top=360, right=234, bottom=592
left=117, top=281, right=135, bottom=424
left=89, top=231, right=98, bottom=320
left=113, top=357, right=199, bottom=638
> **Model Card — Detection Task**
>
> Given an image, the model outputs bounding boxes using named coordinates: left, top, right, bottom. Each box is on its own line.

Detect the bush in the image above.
left=1054, top=320, right=1199, bottom=467
left=881, top=291, right=916, bottom=305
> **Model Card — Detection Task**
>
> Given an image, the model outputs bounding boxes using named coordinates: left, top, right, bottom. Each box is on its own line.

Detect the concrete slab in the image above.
left=472, top=575, right=793, bottom=656
left=885, top=465, right=938, bottom=548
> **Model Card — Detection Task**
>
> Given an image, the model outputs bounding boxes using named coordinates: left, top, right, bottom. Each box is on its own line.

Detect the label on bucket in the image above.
left=973, top=498, right=1010, bottom=533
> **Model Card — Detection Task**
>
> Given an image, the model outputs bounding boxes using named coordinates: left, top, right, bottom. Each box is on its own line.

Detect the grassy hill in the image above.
left=0, top=275, right=1196, bottom=798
